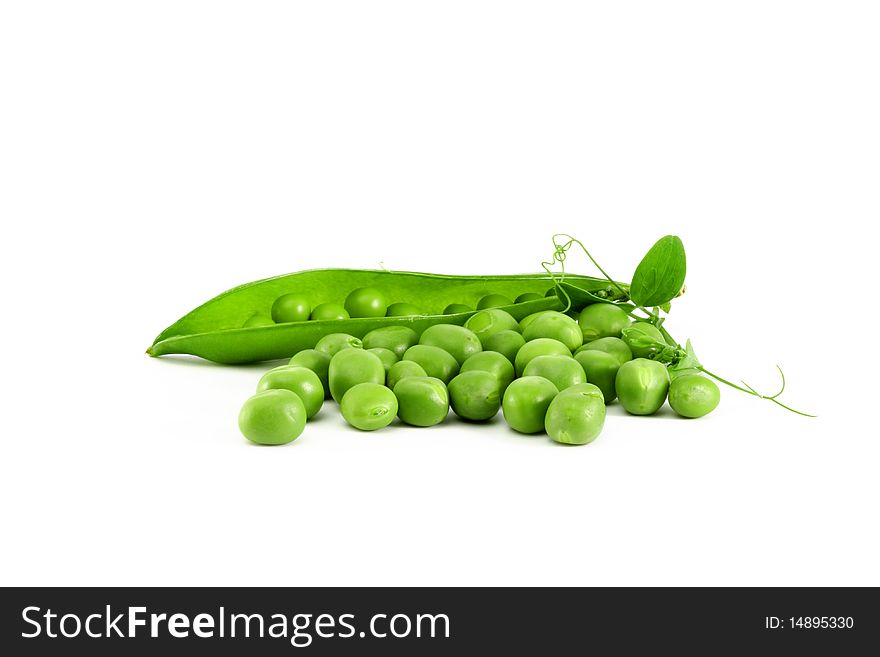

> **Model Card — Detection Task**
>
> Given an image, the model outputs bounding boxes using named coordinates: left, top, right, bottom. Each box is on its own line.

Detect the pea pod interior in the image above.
left=148, top=269, right=625, bottom=364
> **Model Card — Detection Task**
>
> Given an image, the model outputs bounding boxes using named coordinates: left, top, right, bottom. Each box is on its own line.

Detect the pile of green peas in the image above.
left=238, top=287, right=721, bottom=445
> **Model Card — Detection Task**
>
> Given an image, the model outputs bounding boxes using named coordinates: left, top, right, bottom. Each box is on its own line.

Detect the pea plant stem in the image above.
left=542, top=234, right=814, bottom=417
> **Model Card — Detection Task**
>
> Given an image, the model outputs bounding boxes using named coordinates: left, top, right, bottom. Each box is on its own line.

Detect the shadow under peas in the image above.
left=604, top=402, right=683, bottom=421
left=450, top=413, right=505, bottom=427
left=243, top=436, right=303, bottom=448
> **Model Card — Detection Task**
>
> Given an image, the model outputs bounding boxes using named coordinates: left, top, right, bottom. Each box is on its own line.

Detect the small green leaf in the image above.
left=670, top=339, right=702, bottom=379
left=630, top=235, right=687, bottom=308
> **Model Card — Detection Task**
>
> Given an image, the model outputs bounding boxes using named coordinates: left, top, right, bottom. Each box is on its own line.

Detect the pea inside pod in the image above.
left=242, top=313, right=274, bottom=328
left=386, top=302, right=423, bottom=317
left=345, top=287, right=388, bottom=318
left=443, top=303, right=472, bottom=315
left=271, top=294, right=311, bottom=324
left=310, top=303, right=349, bottom=321
left=477, top=294, right=512, bottom=310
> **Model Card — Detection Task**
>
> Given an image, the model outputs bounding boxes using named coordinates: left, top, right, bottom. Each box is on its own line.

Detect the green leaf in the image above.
left=629, top=235, right=686, bottom=308
left=670, top=339, right=702, bottom=379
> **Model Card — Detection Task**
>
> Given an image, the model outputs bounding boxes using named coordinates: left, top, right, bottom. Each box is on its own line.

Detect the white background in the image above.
left=1, top=1, right=877, bottom=586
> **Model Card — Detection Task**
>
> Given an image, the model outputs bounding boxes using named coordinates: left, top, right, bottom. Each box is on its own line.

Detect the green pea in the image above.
left=386, top=302, right=423, bottom=317
left=402, top=345, right=460, bottom=384
left=315, top=332, right=363, bottom=357
left=443, top=303, right=472, bottom=315
left=238, top=389, right=306, bottom=445
left=557, top=382, right=605, bottom=398
left=476, top=294, right=512, bottom=310
left=419, top=324, right=482, bottom=365
left=522, top=354, right=586, bottom=392
left=522, top=311, right=583, bottom=352
left=501, top=376, right=558, bottom=434
left=518, top=311, right=553, bottom=332
left=668, top=374, right=720, bottom=418
left=362, top=326, right=419, bottom=359
left=615, top=358, right=670, bottom=415
left=339, top=383, right=398, bottom=431
left=514, top=337, right=571, bottom=377
left=575, top=336, right=632, bottom=365
left=448, top=371, right=502, bottom=421
left=367, top=347, right=398, bottom=373
left=270, top=293, right=311, bottom=323
left=573, top=350, right=620, bottom=403
left=515, top=292, right=543, bottom=303
left=578, top=303, right=631, bottom=342
left=289, top=349, right=332, bottom=398
left=545, top=384, right=606, bottom=445
left=344, top=287, right=387, bottom=318
left=621, top=322, right=666, bottom=359
left=482, top=329, right=525, bottom=365
left=310, top=303, right=349, bottom=321
left=460, top=350, right=515, bottom=394
left=393, top=376, right=449, bottom=427
left=386, top=360, right=428, bottom=390
left=465, top=308, right=519, bottom=345
left=242, top=313, right=274, bottom=328
left=329, top=348, right=385, bottom=402
left=256, top=366, right=324, bottom=419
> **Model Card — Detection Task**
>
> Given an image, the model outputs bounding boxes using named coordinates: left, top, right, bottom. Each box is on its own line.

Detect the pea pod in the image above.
left=148, top=269, right=625, bottom=364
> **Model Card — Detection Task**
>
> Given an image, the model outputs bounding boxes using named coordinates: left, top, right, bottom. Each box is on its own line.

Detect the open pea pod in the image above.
left=148, top=269, right=623, bottom=364
left=555, top=281, right=632, bottom=309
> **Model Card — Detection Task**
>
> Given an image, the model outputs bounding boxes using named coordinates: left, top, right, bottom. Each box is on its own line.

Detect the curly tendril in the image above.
left=698, top=365, right=815, bottom=418
left=541, top=233, right=814, bottom=417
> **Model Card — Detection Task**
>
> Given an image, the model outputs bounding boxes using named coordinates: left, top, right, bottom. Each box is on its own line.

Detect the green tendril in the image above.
left=698, top=365, right=816, bottom=418
left=540, top=237, right=573, bottom=313
left=542, top=233, right=814, bottom=418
